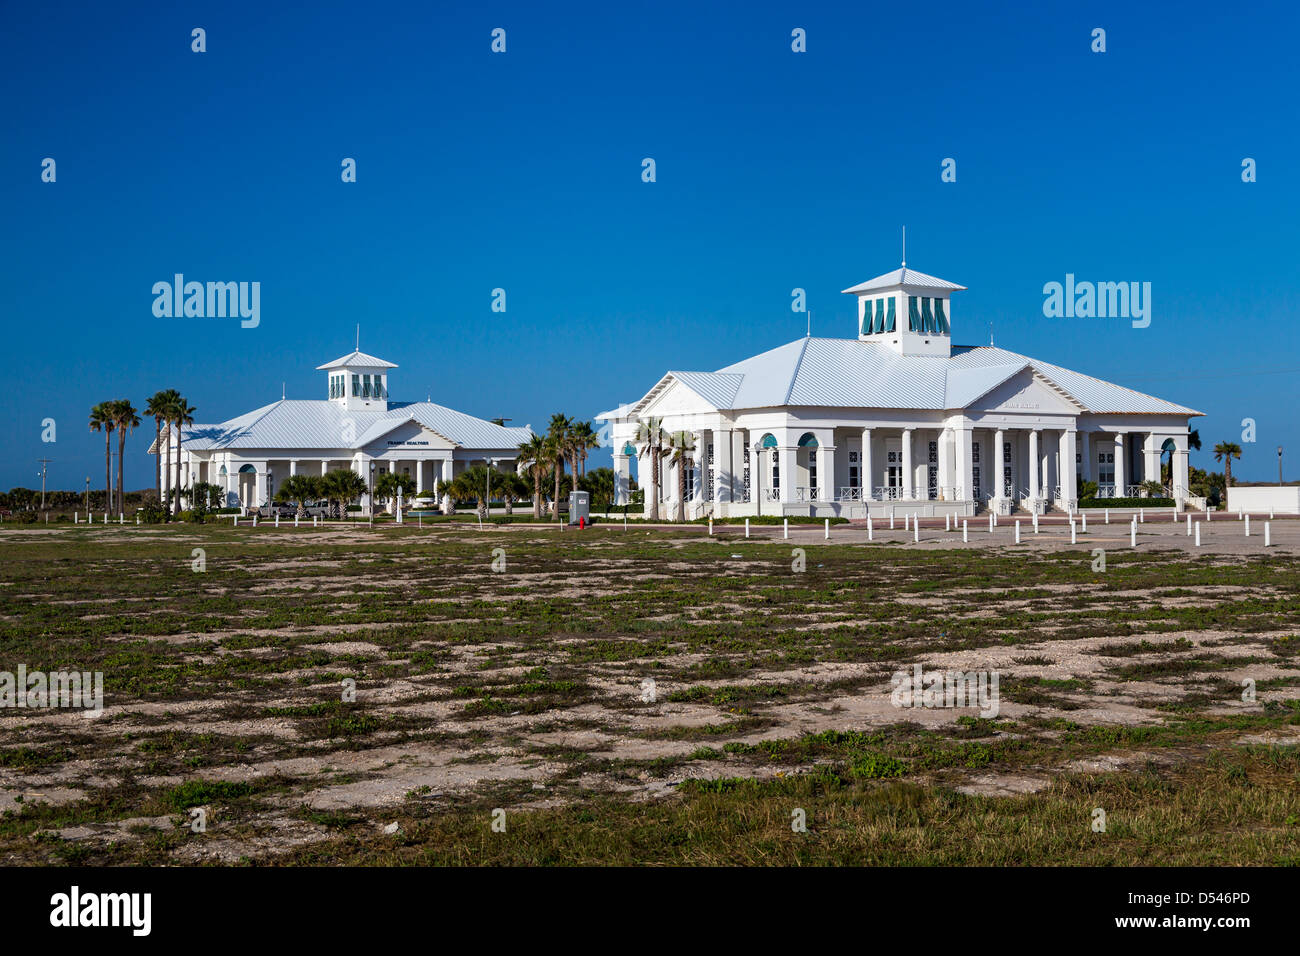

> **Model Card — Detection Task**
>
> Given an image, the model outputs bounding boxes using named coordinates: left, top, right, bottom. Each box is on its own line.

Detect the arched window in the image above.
left=797, top=432, right=818, bottom=448
left=759, top=433, right=778, bottom=449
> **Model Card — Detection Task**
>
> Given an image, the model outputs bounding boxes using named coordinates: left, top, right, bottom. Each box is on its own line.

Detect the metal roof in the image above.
left=625, top=338, right=1202, bottom=417
left=176, top=399, right=533, bottom=452
left=315, top=350, right=399, bottom=370
left=840, top=267, right=967, bottom=294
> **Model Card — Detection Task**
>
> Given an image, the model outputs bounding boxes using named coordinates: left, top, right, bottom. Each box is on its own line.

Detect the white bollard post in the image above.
left=1187, top=513, right=1192, bottom=535
left=1245, top=515, right=1250, bottom=537
left=1081, top=511, right=1087, bottom=533
left=1014, top=520, right=1021, bottom=543
left=74, top=512, right=78, bottom=523
left=1033, top=513, right=1039, bottom=534
left=890, top=511, right=895, bottom=530
left=1139, top=508, right=1144, bottom=523
left=1269, top=506, right=1274, bottom=520
left=135, top=515, right=139, bottom=525
left=824, top=518, right=829, bottom=540
left=253, top=514, right=258, bottom=527
left=962, top=519, right=968, bottom=543
left=1105, top=508, right=1110, bottom=524
left=1206, top=508, right=1211, bottom=521
left=1265, top=522, right=1271, bottom=547
left=903, top=513, right=909, bottom=531
left=914, top=518, right=919, bottom=543
left=295, top=514, right=300, bottom=527
left=867, top=515, right=874, bottom=541
left=275, top=514, right=280, bottom=527
left=1195, top=522, right=1201, bottom=547
left=745, top=518, right=750, bottom=539
left=945, top=513, right=951, bottom=532
left=233, top=515, right=238, bottom=526
left=1130, top=521, right=1137, bottom=548
left=783, top=518, right=789, bottom=539
left=1238, top=509, right=1243, bottom=521
left=709, top=517, right=714, bottom=536
left=1070, top=521, right=1076, bottom=544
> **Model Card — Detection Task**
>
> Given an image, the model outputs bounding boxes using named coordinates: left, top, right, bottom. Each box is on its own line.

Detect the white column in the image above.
left=415, top=459, right=424, bottom=495
left=1113, top=434, right=1126, bottom=496
left=255, top=468, right=268, bottom=507
left=1029, top=430, right=1040, bottom=500
left=289, top=460, right=298, bottom=477
left=1061, top=429, right=1077, bottom=505
left=956, top=427, right=973, bottom=502
left=901, top=428, right=914, bottom=499
left=321, top=460, right=329, bottom=476
left=714, top=429, right=732, bottom=503
left=692, top=431, right=705, bottom=501
left=994, top=429, right=1006, bottom=501
left=1174, top=443, right=1190, bottom=503
left=1143, top=434, right=1161, bottom=486
left=817, top=444, right=835, bottom=501
left=861, top=428, right=873, bottom=501
left=614, top=454, right=630, bottom=505
left=937, top=428, right=952, bottom=500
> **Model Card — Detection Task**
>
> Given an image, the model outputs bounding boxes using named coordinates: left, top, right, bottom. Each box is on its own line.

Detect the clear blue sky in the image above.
left=3, top=0, right=1298, bottom=490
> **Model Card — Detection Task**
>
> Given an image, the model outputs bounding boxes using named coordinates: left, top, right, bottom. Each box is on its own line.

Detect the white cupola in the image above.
left=315, top=350, right=398, bottom=412
left=841, top=266, right=966, bottom=358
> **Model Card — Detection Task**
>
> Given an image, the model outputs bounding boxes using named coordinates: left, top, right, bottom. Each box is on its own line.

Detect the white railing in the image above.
left=794, top=486, right=813, bottom=502
left=875, top=486, right=904, bottom=500
left=762, top=488, right=781, bottom=502
left=838, top=486, right=863, bottom=502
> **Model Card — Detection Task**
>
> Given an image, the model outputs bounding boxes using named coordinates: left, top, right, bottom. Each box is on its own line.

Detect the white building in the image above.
left=598, top=266, right=1203, bottom=518
left=151, top=350, right=533, bottom=511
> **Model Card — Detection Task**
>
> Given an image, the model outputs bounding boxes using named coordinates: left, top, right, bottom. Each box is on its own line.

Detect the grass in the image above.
left=1, top=521, right=1298, bottom=865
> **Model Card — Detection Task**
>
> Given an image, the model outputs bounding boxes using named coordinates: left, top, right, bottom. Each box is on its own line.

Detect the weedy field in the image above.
left=1, top=522, right=1298, bottom=865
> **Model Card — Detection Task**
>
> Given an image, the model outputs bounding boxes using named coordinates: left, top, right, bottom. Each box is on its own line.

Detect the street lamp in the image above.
left=368, top=461, right=376, bottom=518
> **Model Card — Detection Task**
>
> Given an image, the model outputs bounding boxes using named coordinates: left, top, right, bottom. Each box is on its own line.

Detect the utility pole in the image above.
left=36, top=458, right=52, bottom=510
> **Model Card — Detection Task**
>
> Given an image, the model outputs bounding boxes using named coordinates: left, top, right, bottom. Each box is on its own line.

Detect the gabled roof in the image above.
left=619, top=337, right=1202, bottom=417
left=166, top=399, right=532, bottom=452
left=841, top=267, right=967, bottom=295
left=315, top=350, right=399, bottom=370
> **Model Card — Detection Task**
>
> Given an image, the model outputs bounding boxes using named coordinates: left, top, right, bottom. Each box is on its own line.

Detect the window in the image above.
left=935, top=298, right=949, bottom=334
left=771, top=450, right=779, bottom=490
left=885, top=297, right=896, bottom=332
left=351, top=374, right=359, bottom=397
left=921, top=297, right=935, bottom=333
left=972, top=441, right=981, bottom=464
left=849, top=466, right=859, bottom=489
left=908, top=296, right=920, bottom=331
left=849, top=451, right=858, bottom=463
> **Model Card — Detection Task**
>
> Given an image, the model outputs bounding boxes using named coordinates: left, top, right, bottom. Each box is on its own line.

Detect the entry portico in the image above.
left=598, top=266, right=1202, bottom=519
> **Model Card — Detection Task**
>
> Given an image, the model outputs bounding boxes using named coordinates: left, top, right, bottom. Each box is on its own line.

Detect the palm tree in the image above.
left=144, top=389, right=180, bottom=503
left=89, top=403, right=115, bottom=516
left=492, top=470, right=528, bottom=515
left=667, top=430, right=697, bottom=521
left=1189, top=429, right=1202, bottom=452
left=1213, top=441, right=1242, bottom=491
left=168, top=396, right=196, bottom=515
left=374, top=470, right=417, bottom=514
left=634, top=416, right=668, bottom=521
left=276, top=474, right=317, bottom=519
left=322, top=468, right=367, bottom=519
left=517, top=434, right=551, bottom=519
left=571, top=421, right=599, bottom=478
left=546, top=414, right=572, bottom=521
left=110, top=400, right=140, bottom=518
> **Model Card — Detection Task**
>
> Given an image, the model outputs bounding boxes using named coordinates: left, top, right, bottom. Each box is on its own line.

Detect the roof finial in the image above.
left=356, top=324, right=360, bottom=351
left=989, top=322, right=994, bottom=347
left=807, top=310, right=812, bottom=338
left=901, top=226, right=906, bottom=268
left=281, top=381, right=286, bottom=400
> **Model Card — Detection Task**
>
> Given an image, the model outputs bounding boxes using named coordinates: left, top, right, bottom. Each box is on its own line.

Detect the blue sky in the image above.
left=3, top=0, right=1298, bottom=490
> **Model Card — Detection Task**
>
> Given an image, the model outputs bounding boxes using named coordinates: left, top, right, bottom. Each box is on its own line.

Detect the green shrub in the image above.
left=1078, top=497, right=1173, bottom=508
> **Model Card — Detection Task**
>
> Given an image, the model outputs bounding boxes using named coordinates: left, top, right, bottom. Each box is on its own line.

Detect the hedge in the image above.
left=1078, top=497, right=1174, bottom=508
